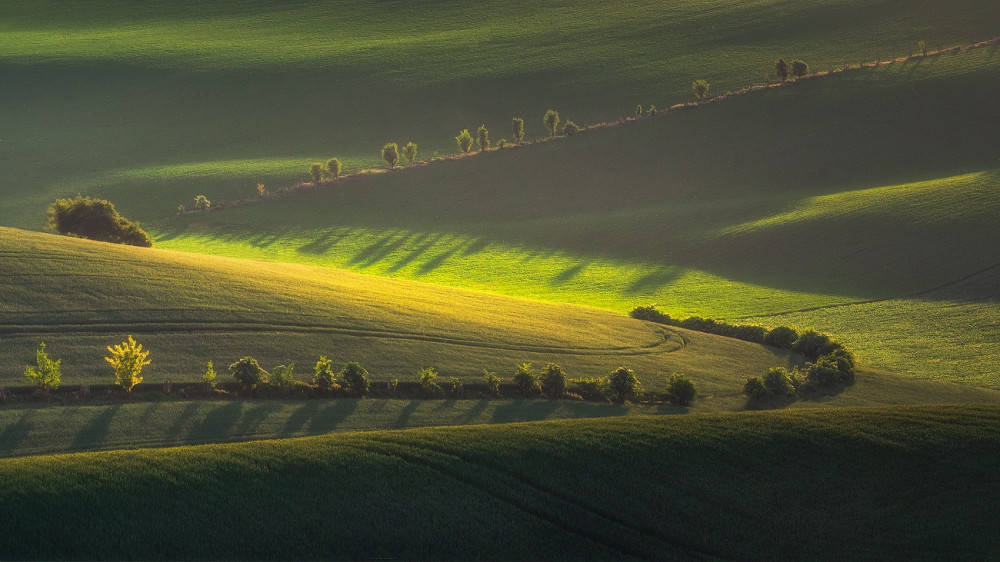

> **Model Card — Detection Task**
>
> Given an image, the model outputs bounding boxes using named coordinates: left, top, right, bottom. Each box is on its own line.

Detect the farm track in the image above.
left=0, top=318, right=682, bottom=357
left=740, top=261, right=1000, bottom=321
left=342, top=439, right=713, bottom=561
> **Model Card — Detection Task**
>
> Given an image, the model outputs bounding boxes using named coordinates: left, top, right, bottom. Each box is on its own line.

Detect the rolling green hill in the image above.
left=1, top=405, right=997, bottom=560
left=0, top=227, right=801, bottom=402
left=1, top=0, right=997, bottom=228
left=152, top=46, right=1000, bottom=386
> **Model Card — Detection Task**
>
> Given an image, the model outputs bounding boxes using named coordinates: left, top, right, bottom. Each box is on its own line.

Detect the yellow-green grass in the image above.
left=0, top=227, right=805, bottom=402
left=1, top=0, right=997, bottom=229
left=154, top=47, right=1000, bottom=385
left=0, top=399, right=676, bottom=459
left=1, top=405, right=998, bottom=560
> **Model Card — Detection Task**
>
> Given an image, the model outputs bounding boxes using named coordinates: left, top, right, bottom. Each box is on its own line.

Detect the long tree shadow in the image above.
left=392, top=400, right=422, bottom=428
left=297, top=230, right=347, bottom=255
left=278, top=401, right=320, bottom=437
left=190, top=401, right=244, bottom=442
left=307, top=399, right=360, bottom=434
left=490, top=400, right=561, bottom=423
left=386, top=233, right=438, bottom=272
left=0, top=409, right=36, bottom=457
left=550, top=261, right=589, bottom=286
left=70, top=404, right=122, bottom=453
left=164, top=401, right=203, bottom=441
left=626, top=266, right=683, bottom=295
left=349, top=232, right=414, bottom=268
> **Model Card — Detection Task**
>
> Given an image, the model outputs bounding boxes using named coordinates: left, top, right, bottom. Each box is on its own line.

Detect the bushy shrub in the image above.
left=448, top=377, right=464, bottom=397
left=326, top=158, right=342, bottom=178
left=743, top=376, right=769, bottom=402
left=483, top=369, right=501, bottom=397
left=268, top=364, right=295, bottom=389
left=763, top=326, right=798, bottom=349
left=732, top=325, right=767, bottom=343
left=543, top=109, right=560, bottom=138
left=539, top=363, right=567, bottom=399
left=309, top=163, right=323, bottom=183
left=629, top=305, right=673, bottom=324
left=402, top=142, right=418, bottom=165
left=202, top=361, right=217, bottom=389
left=665, top=373, right=696, bottom=406
left=803, top=357, right=846, bottom=388
left=418, top=367, right=441, bottom=397
left=570, top=377, right=608, bottom=401
left=775, top=58, right=789, bottom=81
left=648, top=104, right=657, bottom=115
left=230, top=356, right=267, bottom=391
left=105, top=335, right=150, bottom=395
left=693, top=79, right=710, bottom=100
left=791, top=59, right=809, bottom=77
left=194, top=195, right=211, bottom=210
left=382, top=143, right=399, bottom=169
left=562, top=120, right=579, bottom=136
left=455, top=129, right=474, bottom=153
left=313, top=356, right=336, bottom=391
left=607, top=367, right=641, bottom=403
left=24, top=342, right=61, bottom=393
left=341, top=362, right=371, bottom=396
left=257, top=183, right=268, bottom=198
left=762, top=367, right=796, bottom=397
left=476, top=125, right=490, bottom=151
left=511, top=117, right=524, bottom=144
left=512, top=363, right=539, bottom=397
left=825, top=348, right=856, bottom=375
left=48, top=196, right=153, bottom=247
left=792, top=329, right=837, bottom=360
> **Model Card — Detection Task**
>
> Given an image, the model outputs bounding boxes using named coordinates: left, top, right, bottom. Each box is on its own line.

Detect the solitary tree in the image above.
left=194, top=195, right=211, bottom=210
left=665, top=373, right=697, bottom=406
left=402, top=141, right=418, bottom=165
left=562, top=120, right=580, bottom=136
left=105, top=335, right=150, bottom=395
left=511, top=117, right=524, bottom=144
left=382, top=142, right=399, bottom=169
left=455, top=129, right=474, bottom=153
left=693, top=79, right=710, bottom=100
left=326, top=158, right=342, bottom=178
left=256, top=183, right=268, bottom=198
left=24, top=342, right=61, bottom=393
left=791, top=59, right=809, bottom=78
left=512, top=362, right=538, bottom=396
left=203, top=361, right=217, bottom=389
left=635, top=104, right=643, bottom=118
left=310, top=163, right=323, bottom=183
left=775, top=58, right=789, bottom=82
left=543, top=109, right=560, bottom=137
left=476, top=124, right=490, bottom=151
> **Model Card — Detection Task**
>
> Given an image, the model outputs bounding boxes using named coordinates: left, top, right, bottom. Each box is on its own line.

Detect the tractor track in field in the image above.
left=341, top=438, right=716, bottom=561
left=737, top=261, right=1000, bottom=321
left=0, top=319, right=683, bottom=357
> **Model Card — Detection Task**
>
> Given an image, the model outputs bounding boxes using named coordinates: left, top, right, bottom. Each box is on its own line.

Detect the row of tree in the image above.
left=20, top=342, right=697, bottom=405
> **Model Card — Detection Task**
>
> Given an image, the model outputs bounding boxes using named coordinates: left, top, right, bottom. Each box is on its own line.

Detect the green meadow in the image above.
left=1, top=405, right=998, bottom=560
left=154, top=47, right=1000, bottom=386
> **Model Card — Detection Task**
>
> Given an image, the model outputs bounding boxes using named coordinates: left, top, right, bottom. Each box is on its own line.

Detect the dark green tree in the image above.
left=402, top=141, right=418, bottom=165
left=455, top=129, right=474, bottom=153
left=693, top=79, right=710, bottom=100
left=607, top=366, right=641, bottom=403
left=48, top=196, right=153, bottom=247
left=775, top=58, right=789, bottom=82
left=476, top=124, right=490, bottom=151
left=310, top=163, right=323, bottom=183
left=382, top=143, right=399, bottom=169
left=230, top=356, right=267, bottom=392
left=543, top=109, right=560, bottom=137
left=341, top=361, right=371, bottom=396
left=665, top=373, right=697, bottom=406
left=791, top=59, right=809, bottom=78
left=511, top=117, right=524, bottom=144
left=539, top=363, right=567, bottom=399
left=326, top=158, right=342, bottom=178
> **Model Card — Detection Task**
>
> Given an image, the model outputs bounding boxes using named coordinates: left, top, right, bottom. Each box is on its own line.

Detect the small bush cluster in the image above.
left=744, top=346, right=856, bottom=406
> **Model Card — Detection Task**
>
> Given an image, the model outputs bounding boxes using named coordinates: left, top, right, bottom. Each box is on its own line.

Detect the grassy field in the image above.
left=0, top=398, right=676, bottom=459
left=1, top=404, right=997, bottom=560
left=151, top=46, right=1000, bottom=386
left=1, top=0, right=997, bottom=229
left=0, top=227, right=804, bottom=398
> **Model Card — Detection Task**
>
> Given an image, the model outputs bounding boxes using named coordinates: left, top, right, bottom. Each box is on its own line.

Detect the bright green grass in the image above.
left=0, top=227, right=802, bottom=398
left=154, top=47, right=1000, bottom=385
left=0, top=399, right=676, bottom=459
left=1, top=405, right=998, bottom=560
left=1, top=0, right=997, bottom=229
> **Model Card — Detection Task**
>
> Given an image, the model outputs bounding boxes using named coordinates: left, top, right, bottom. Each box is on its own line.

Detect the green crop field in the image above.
left=149, top=46, right=1000, bottom=387
left=1, top=405, right=998, bottom=560
left=0, top=227, right=802, bottom=401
